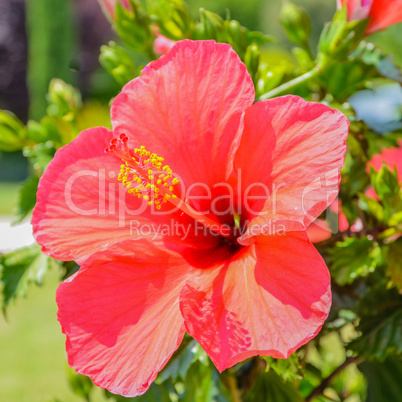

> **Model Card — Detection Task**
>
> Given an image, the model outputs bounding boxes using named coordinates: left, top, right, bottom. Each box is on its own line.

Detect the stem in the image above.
left=305, top=356, right=364, bottom=402
left=315, top=223, right=386, bottom=250
left=226, top=371, right=242, bottom=402
left=258, top=65, right=321, bottom=101
left=315, top=231, right=347, bottom=249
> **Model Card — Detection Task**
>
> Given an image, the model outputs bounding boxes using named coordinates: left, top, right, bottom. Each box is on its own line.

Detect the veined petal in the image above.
left=57, top=239, right=195, bottom=397
left=32, top=127, right=216, bottom=264
left=180, top=232, right=331, bottom=372
left=111, top=40, right=255, bottom=202
left=232, top=96, right=348, bottom=243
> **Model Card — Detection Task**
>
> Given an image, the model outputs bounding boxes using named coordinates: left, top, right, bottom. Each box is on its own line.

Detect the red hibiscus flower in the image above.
left=338, top=0, right=402, bottom=35
left=97, top=0, right=129, bottom=20
left=32, top=40, right=348, bottom=397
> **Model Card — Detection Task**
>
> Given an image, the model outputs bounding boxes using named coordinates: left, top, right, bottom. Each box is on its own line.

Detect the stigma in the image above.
left=105, top=134, right=179, bottom=209
left=105, top=133, right=231, bottom=238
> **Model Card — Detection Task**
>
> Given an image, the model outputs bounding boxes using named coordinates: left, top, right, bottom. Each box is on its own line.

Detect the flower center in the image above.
left=105, top=134, right=231, bottom=238
left=117, top=142, right=179, bottom=209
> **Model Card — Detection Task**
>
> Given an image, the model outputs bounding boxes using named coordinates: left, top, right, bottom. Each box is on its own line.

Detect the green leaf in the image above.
left=321, top=61, right=376, bottom=101
left=66, top=366, right=93, bottom=402
left=263, top=354, right=302, bottom=383
left=256, top=62, right=293, bottom=98
left=353, top=41, right=402, bottom=83
left=26, top=117, right=63, bottom=144
left=0, top=245, right=51, bottom=311
left=47, top=79, right=82, bottom=120
left=370, top=164, right=400, bottom=203
left=134, top=383, right=174, bottom=402
left=350, top=286, right=402, bottom=360
left=61, top=261, right=80, bottom=281
left=104, top=381, right=174, bottom=401
left=244, top=43, right=260, bottom=81
left=114, top=1, right=152, bottom=52
left=279, top=1, right=311, bottom=49
left=23, top=141, right=56, bottom=176
left=388, top=210, right=402, bottom=226
left=386, top=239, right=402, bottom=291
left=358, top=193, right=384, bottom=222
left=195, top=9, right=272, bottom=60
left=225, top=19, right=249, bottom=57
left=358, top=356, right=402, bottom=402
left=181, top=360, right=216, bottom=402
left=365, top=131, right=400, bottom=158
left=245, top=370, right=303, bottom=402
left=317, top=6, right=368, bottom=68
left=13, top=176, right=40, bottom=224
left=158, top=337, right=197, bottom=382
left=340, top=135, right=369, bottom=198
left=243, top=30, right=275, bottom=46
left=100, top=41, right=137, bottom=86
left=197, top=9, right=226, bottom=43
left=0, top=110, right=26, bottom=152
left=330, top=237, right=377, bottom=285
left=147, top=0, right=194, bottom=40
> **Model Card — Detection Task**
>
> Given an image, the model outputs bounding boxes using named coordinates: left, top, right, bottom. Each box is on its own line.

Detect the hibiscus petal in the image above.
left=232, top=96, right=348, bottom=243
left=366, top=0, right=402, bottom=35
left=111, top=40, right=255, bottom=198
left=340, top=0, right=372, bottom=21
left=32, top=127, right=214, bottom=264
left=180, top=232, right=331, bottom=372
left=57, top=239, right=194, bottom=397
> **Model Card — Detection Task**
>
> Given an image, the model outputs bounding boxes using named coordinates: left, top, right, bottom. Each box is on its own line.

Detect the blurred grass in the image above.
left=0, top=268, right=108, bottom=402
left=0, top=182, right=20, bottom=215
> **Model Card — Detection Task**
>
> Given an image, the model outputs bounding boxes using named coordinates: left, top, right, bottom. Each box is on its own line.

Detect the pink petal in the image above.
left=339, top=0, right=402, bottom=34
left=97, top=0, right=130, bottom=20
left=366, top=0, right=402, bottom=35
left=307, top=199, right=351, bottom=243
left=180, top=232, right=331, bottom=372
left=232, top=96, right=348, bottom=243
left=339, top=0, right=373, bottom=20
left=57, top=239, right=195, bottom=397
left=111, top=40, right=255, bottom=204
left=306, top=219, right=332, bottom=243
left=32, top=127, right=216, bottom=264
left=153, top=35, right=176, bottom=55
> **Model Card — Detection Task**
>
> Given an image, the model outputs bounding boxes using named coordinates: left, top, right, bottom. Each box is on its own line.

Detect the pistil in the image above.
left=105, top=134, right=231, bottom=238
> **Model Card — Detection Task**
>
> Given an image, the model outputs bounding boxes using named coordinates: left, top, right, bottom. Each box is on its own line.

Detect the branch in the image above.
left=314, top=231, right=346, bottom=249
left=305, top=356, right=364, bottom=402
left=257, top=66, right=321, bottom=100
left=226, top=370, right=242, bottom=402
left=314, top=223, right=386, bottom=250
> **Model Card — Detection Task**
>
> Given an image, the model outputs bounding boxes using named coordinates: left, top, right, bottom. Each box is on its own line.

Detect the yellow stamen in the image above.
left=117, top=145, right=180, bottom=208
left=110, top=141, right=230, bottom=238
